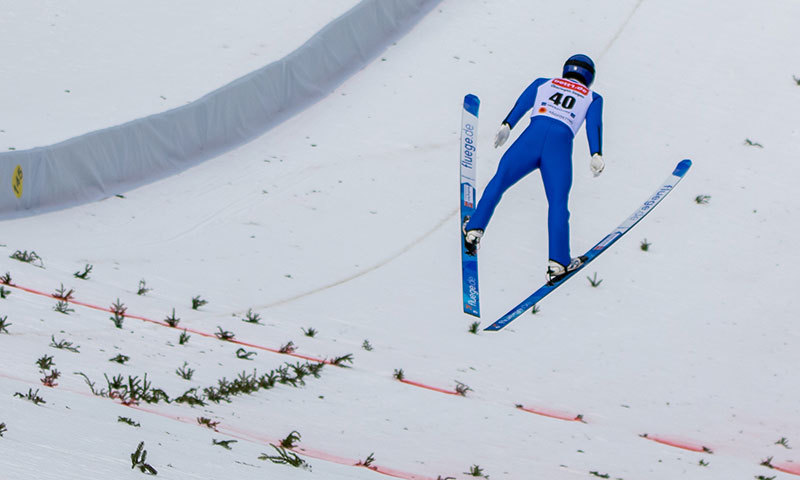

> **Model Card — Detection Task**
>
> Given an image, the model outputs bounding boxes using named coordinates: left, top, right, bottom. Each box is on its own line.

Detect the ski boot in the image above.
left=546, top=256, right=587, bottom=285
left=462, top=216, right=483, bottom=257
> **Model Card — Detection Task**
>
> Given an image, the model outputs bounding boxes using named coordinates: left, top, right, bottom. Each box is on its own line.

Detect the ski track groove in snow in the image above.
left=599, top=0, right=645, bottom=58
left=239, top=207, right=458, bottom=314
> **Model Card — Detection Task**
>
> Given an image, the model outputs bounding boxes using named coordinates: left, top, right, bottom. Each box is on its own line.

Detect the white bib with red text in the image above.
left=531, top=78, right=593, bottom=135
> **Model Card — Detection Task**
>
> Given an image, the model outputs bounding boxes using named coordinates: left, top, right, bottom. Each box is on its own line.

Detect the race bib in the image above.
left=531, top=78, right=593, bottom=135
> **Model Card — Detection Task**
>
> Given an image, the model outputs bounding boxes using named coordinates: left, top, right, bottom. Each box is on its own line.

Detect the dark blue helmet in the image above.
left=562, top=54, right=595, bottom=87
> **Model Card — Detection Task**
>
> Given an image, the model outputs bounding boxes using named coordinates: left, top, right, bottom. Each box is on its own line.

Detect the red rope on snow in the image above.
left=5, top=282, right=334, bottom=364
left=640, top=433, right=711, bottom=453
left=6, top=280, right=800, bottom=477
left=515, top=404, right=586, bottom=423
left=397, top=377, right=460, bottom=396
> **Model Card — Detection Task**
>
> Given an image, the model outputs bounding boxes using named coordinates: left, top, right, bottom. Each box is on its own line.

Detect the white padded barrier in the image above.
left=0, top=0, right=440, bottom=218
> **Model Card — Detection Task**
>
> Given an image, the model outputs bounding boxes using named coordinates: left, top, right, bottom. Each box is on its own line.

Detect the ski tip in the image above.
left=463, top=94, right=480, bottom=116
left=673, top=159, right=692, bottom=177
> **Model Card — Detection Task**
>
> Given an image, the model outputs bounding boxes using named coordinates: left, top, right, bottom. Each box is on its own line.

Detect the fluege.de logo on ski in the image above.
left=465, top=279, right=478, bottom=309
left=461, top=122, right=477, bottom=208
left=640, top=185, right=674, bottom=212
left=461, top=123, right=476, bottom=170
left=594, top=185, right=675, bottom=251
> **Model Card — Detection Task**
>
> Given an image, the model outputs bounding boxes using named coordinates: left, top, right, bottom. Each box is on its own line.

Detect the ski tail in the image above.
left=484, top=159, right=692, bottom=331
left=461, top=94, right=481, bottom=317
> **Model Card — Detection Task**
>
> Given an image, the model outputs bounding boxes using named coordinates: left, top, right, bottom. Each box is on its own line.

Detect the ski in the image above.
left=485, top=159, right=692, bottom=331
left=461, top=94, right=481, bottom=317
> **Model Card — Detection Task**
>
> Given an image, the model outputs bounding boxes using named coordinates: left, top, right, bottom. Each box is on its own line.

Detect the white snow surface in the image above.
left=2, top=0, right=800, bottom=479
left=0, top=0, right=358, bottom=150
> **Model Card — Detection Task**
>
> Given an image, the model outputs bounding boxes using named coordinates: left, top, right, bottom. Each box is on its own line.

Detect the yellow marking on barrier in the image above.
left=12, top=165, right=23, bottom=199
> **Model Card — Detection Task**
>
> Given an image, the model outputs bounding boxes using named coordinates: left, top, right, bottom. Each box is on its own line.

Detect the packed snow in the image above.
left=0, top=0, right=358, bottom=150
left=1, top=0, right=799, bottom=479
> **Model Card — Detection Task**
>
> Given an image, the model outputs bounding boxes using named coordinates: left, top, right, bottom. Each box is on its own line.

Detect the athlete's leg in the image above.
left=539, top=124, right=575, bottom=266
left=466, top=128, right=543, bottom=231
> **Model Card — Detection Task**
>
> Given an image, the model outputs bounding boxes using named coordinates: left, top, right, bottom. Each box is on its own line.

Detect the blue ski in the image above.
left=485, top=159, right=692, bottom=331
left=461, top=94, right=481, bottom=317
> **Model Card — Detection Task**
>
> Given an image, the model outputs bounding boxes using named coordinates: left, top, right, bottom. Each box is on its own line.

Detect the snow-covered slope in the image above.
left=2, top=0, right=800, bottom=479
left=0, top=0, right=358, bottom=150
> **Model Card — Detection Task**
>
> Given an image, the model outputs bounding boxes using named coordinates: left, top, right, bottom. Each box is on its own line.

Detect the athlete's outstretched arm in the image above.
left=502, top=78, right=548, bottom=129
left=585, top=92, right=603, bottom=156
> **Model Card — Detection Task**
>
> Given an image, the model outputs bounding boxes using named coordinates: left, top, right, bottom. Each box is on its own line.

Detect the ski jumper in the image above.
left=466, top=77, right=603, bottom=266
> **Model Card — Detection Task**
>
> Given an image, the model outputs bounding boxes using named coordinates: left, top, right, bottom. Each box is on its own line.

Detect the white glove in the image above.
left=494, top=123, right=510, bottom=148
left=590, top=153, right=605, bottom=177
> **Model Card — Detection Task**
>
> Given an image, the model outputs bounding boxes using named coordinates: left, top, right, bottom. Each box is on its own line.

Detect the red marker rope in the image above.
left=5, top=280, right=800, bottom=477
left=640, top=433, right=711, bottom=453
left=397, top=377, right=460, bottom=396
left=775, top=462, right=800, bottom=476
left=1, top=372, right=438, bottom=480
left=515, top=404, right=585, bottom=423
left=6, top=282, right=334, bottom=364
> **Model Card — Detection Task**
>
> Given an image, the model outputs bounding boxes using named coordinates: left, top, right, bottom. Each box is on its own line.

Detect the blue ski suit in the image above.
left=466, top=77, right=603, bottom=266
